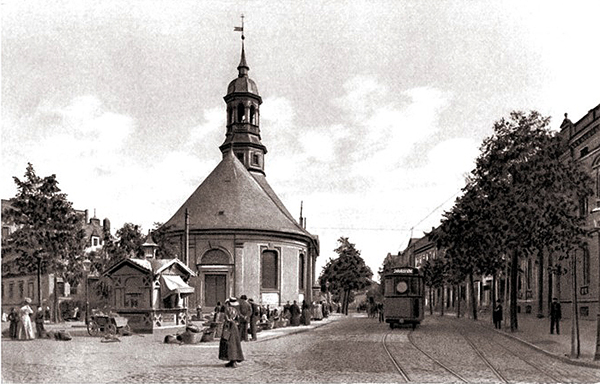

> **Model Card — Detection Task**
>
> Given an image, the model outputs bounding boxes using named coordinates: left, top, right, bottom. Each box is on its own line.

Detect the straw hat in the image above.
left=228, top=297, right=239, bottom=306
left=24, top=297, right=32, bottom=304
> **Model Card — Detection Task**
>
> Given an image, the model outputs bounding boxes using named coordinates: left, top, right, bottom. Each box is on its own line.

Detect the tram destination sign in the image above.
left=393, top=268, right=415, bottom=274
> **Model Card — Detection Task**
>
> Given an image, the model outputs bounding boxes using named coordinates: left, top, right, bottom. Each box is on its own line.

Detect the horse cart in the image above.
left=87, top=312, right=131, bottom=336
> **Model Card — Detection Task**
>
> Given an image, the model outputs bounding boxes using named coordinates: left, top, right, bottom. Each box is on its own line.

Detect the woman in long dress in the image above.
left=218, top=298, right=244, bottom=368
left=17, top=298, right=35, bottom=340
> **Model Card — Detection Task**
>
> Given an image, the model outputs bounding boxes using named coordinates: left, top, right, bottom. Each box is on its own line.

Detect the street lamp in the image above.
left=590, top=207, right=600, bottom=361
left=82, top=259, right=92, bottom=326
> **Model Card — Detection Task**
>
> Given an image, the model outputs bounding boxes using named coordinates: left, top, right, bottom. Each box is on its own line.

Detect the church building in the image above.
left=162, top=37, right=320, bottom=312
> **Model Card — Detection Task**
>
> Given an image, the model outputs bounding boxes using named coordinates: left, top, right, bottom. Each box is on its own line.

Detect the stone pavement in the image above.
left=448, top=310, right=600, bottom=368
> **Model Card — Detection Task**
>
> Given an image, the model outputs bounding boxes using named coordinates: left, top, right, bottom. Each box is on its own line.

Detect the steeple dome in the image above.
left=220, top=36, right=267, bottom=175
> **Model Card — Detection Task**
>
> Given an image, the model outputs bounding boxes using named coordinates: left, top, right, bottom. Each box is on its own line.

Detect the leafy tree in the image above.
left=319, top=237, right=373, bottom=315
left=3, top=163, right=87, bottom=321
left=438, top=111, right=592, bottom=333
left=421, top=257, right=447, bottom=315
left=153, top=222, right=179, bottom=259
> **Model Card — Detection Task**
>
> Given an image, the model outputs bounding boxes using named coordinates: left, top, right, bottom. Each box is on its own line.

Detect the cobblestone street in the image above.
left=3, top=314, right=600, bottom=383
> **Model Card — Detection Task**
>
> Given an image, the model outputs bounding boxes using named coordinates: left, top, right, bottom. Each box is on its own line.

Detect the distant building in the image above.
left=1, top=201, right=111, bottom=317
left=161, top=39, right=319, bottom=311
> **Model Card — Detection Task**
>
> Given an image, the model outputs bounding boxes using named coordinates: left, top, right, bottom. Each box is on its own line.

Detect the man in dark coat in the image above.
left=218, top=298, right=244, bottom=368
left=290, top=300, right=301, bottom=326
left=238, top=295, right=252, bottom=342
left=492, top=300, right=502, bottom=329
left=248, top=298, right=259, bottom=341
left=550, top=298, right=561, bottom=335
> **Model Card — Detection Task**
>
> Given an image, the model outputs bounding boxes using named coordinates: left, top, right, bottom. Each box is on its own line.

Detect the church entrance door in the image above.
left=204, top=274, right=227, bottom=308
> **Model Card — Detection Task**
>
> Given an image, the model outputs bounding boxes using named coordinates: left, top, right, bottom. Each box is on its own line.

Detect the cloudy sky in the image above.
left=2, top=0, right=599, bottom=278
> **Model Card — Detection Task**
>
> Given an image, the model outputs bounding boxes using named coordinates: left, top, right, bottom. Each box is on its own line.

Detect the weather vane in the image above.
left=234, top=14, right=245, bottom=40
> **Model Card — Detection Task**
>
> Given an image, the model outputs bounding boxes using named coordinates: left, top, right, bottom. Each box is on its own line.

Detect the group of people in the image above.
left=492, top=297, right=562, bottom=334
left=215, top=296, right=332, bottom=368
left=7, top=297, right=46, bottom=340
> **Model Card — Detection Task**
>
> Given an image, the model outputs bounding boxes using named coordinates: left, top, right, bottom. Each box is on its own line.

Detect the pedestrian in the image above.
left=218, top=297, right=244, bottom=368
left=17, top=298, right=35, bottom=340
left=34, top=307, right=46, bottom=338
left=492, top=300, right=502, bottom=329
left=248, top=298, right=259, bottom=341
left=8, top=307, right=18, bottom=339
left=550, top=297, right=561, bottom=335
left=301, top=300, right=311, bottom=326
left=238, top=295, right=252, bottom=341
left=290, top=300, right=301, bottom=326
left=313, top=301, right=323, bottom=321
left=378, top=303, right=384, bottom=323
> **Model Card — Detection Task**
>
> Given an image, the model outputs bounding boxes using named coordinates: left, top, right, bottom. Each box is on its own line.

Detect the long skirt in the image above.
left=17, top=317, right=35, bottom=340
left=301, top=309, right=311, bottom=325
left=218, top=322, right=244, bottom=362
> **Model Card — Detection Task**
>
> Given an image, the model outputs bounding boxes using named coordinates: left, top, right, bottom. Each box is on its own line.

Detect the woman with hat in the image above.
left=17, top=297, right=35, bottom=340
left=218, top=297, right=245, bottom=368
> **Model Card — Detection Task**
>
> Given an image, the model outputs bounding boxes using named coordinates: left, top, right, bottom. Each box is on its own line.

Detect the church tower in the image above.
left=219, top=38, right=267, bottom=175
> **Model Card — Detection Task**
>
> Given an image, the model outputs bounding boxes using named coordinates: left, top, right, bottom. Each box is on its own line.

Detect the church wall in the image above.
left=174, top=231, right=309, bottom=310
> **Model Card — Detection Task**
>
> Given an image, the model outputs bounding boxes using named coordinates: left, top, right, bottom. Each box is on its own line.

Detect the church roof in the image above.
left=163, top=151, right=313, bottom=240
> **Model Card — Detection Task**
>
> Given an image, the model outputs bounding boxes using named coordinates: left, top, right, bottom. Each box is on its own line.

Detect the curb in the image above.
left=469, top=318, right=600, bottom=369
left=256, top=318, right=335, bottom=343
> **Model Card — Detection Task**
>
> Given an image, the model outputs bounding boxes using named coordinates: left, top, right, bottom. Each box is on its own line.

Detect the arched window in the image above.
left=298, top=254, right=305, bottom=290
left=237, top=103, right=245, bottom=122
left=201, top=249, right=230, bottom=265
left=250, top=105, right=256, bottom=124
left=261, top=250, right=278, bottom=289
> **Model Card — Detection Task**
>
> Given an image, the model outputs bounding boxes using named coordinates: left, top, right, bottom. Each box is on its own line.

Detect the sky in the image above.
left=2, top=0, right=599, bottom=280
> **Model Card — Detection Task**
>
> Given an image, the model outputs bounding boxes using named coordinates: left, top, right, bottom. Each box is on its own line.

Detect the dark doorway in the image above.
left=205, top=274, right=226, bottom=308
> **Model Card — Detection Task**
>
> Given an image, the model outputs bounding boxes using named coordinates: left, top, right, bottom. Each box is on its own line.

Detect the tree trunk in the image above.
left=469, top=273, right=478, bottom=320
left=456, top=285, right=461, bottom=318
left=492, top=274, right=497, bottom=324
left=441, top=285, right=445, bottom=316
left=429, top=288, right=433, bottom=315
left=547, top=252, right=554, bottom=316
left=537, top=248, right=544, bottom=318
left=53, top=273, right=60, bottom=323
left=504, top=260, right=509, bottom=329
left=510, top=250, right=519, bottom=332
left=571, top=254, right=581, bottom=359
left=37, top=258, right=42, bottom=310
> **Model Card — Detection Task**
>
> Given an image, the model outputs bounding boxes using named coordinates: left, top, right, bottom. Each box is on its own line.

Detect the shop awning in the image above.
left=161, top=275, right=194, bottom=299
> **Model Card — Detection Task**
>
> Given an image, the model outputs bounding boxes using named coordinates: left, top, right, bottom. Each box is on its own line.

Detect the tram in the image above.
left=383, top=266, right=424, bottom=329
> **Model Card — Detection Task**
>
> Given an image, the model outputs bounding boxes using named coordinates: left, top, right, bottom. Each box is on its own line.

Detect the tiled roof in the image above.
left=162, top=151, right=314, bottom=240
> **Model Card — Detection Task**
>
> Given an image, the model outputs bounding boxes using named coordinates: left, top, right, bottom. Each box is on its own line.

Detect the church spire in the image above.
left=221, top=16, right=267, bottom=175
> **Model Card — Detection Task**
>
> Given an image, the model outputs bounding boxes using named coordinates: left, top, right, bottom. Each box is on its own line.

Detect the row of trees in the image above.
left=419, top=111, right=591, bottom=356
left=3, top=163, right=176, bottom=320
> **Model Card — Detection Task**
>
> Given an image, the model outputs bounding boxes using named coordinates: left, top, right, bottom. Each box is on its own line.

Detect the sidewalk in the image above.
left=1, top=313, right=341, bottom=342
left=447, top=310, right=600, bottom=369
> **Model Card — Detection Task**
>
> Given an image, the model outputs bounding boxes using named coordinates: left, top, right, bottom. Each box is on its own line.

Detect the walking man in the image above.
left=550, top=297, right=561, bottom=335
left=492, top=300, right=502, bottom=329
left=248, top=298, right=259, bottom=341
left=238, top=295, right=252, bottom=342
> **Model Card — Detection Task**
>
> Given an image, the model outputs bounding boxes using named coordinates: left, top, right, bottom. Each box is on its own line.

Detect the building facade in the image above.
left=162, top=41, right=319, bottom=312
left=1, top=202, right=111, bottom=317
left=556, top=103, right=600, bottom=320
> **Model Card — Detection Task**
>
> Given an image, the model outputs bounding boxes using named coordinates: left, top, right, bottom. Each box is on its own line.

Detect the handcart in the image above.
left=87, top=312, right=131, bottom=336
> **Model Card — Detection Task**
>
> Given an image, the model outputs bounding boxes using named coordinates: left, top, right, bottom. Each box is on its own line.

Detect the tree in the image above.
left=438, top=111, right=592, bottom=335
left=421, top=257, right=446, bottom=315
left=152, top=222, right=179, bottom=259
left=3, top=163, right=87, bottom=321
left=319, top=237, right=373, bottom=315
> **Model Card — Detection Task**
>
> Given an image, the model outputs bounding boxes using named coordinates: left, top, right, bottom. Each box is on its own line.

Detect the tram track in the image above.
left=383, top=330, right=469, bottom=382
left=450, top=318, right=563, bottom=383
